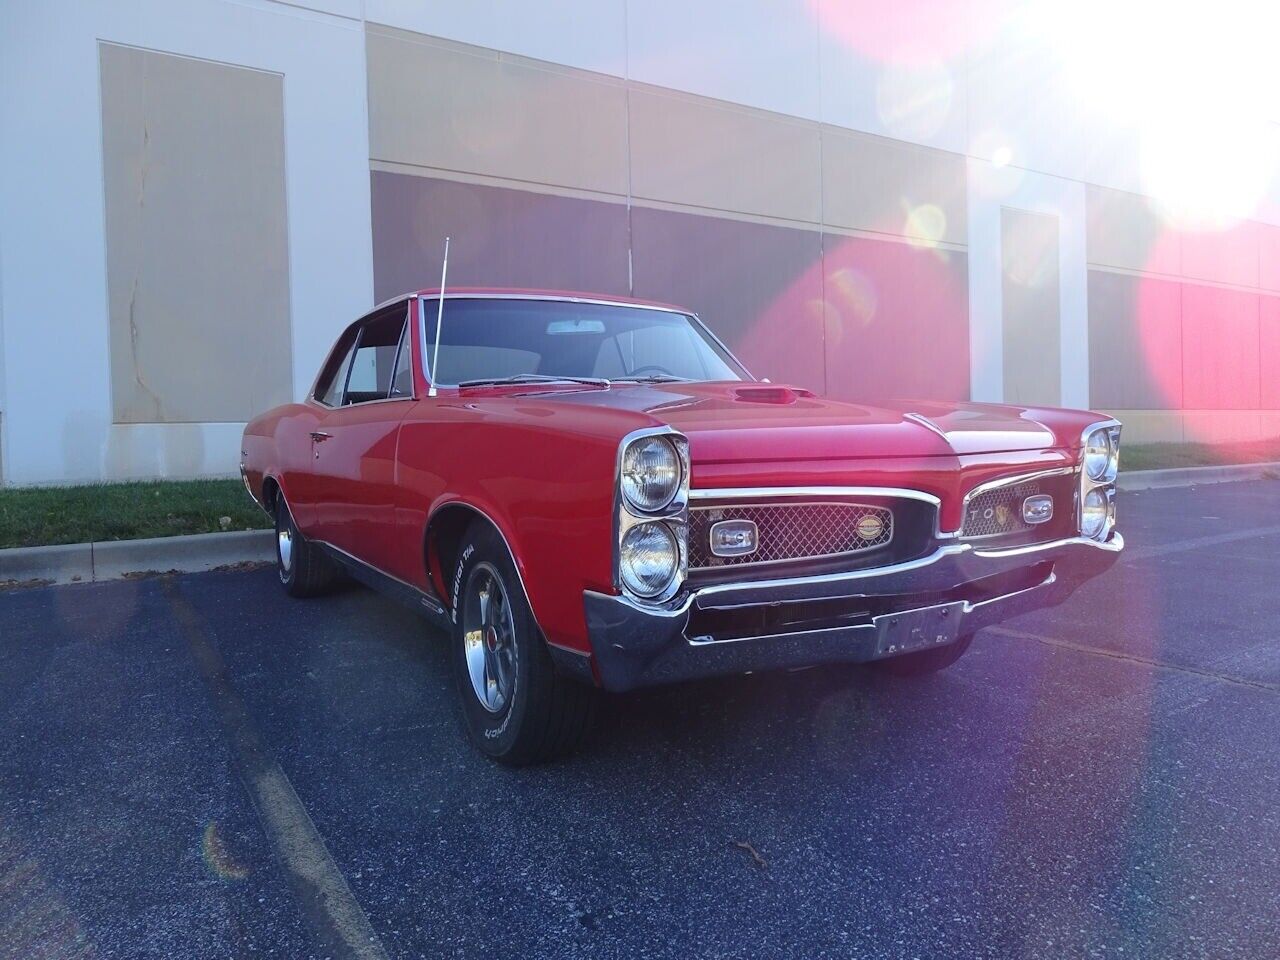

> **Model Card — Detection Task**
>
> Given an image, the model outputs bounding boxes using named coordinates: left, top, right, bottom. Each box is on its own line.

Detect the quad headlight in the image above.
left=619, top=521, right=681, bottom=598
left=616, top=431, right=689, bottom=601
left=1080, top=422, right=1121, bottom=541
left=621, top=435, right=682, bottom=513
left=1084, top=427, right=1119, bottom=482
left=1081, top=487, right=1109, bottom=539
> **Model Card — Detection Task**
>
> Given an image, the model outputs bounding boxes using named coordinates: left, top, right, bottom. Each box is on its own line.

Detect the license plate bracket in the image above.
left=872, top=602, right=965, bottom=658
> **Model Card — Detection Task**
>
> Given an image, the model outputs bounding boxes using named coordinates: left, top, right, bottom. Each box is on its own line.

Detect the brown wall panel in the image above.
left=1260, top=296, right=1280, bottom=409
left=822, top=236, right=970, bottom=403
left=1087, top=270, right=1183, bottom=410
left=370, top=171, right=631, bottom=303
left=629, top=207, right=826, bottom=392
left=1181, top=284, right=1260, bottom=410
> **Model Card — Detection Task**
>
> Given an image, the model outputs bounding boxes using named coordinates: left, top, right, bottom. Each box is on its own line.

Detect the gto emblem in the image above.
left=1022, top=494, right=1053, bottom=524
left=710, top=519, right=758, bottom=557
left=855, top=515, right=885, bottom=541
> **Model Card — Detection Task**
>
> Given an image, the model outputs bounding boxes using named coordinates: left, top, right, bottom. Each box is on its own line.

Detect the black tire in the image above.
left=450, top=521, right=597, bottom=765
left=873, top=632, right=974, bottom=677
left=275, top=496, right=340, bottom=598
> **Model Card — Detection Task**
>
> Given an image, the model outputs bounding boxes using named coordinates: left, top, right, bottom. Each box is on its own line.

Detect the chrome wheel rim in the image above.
left=462, top=562, right=518, bottom=714
left=277, top=517, right=294, bottom=575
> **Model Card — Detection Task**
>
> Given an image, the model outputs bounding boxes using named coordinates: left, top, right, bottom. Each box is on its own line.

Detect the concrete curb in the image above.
left=1118, top=461, right=1280, bottom=491
left=0, top=529, right=273, bottom=586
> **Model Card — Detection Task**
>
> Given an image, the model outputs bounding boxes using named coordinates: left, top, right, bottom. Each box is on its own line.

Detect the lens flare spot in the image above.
left=828, top=267, right=879, bottom=328
left=903, top=204, right=947, bottom=249
left=202, top=821, right=249, bottom=881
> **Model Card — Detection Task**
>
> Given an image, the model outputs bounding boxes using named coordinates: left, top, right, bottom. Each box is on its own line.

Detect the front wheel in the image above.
left=450, top=522, right=597, bottom=764
left=873, top=632, right=974, bottom=677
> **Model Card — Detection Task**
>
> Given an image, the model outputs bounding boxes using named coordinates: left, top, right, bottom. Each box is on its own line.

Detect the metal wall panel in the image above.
left=1087, top=270, right=1184, bottom=410
left=629, top=206, right=826, bottom=392
left=370, top=171, right=631, bottom=303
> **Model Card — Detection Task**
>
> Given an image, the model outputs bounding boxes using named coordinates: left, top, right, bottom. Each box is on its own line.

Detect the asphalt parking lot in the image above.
left=3, top=480, right=1279, bottom=960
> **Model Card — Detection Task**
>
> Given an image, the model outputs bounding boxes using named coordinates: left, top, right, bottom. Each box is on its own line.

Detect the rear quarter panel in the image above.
left=241, top=403, right=323, bottom=528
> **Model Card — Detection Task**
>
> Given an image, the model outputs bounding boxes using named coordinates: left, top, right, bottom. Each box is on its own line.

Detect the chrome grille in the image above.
left=962, top=481, right=1045, bottom=539
left=688, top=502, right=893, bottom=569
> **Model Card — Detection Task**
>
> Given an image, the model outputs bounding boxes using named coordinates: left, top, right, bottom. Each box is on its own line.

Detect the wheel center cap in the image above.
left=485, top=625, right=499, bottom=651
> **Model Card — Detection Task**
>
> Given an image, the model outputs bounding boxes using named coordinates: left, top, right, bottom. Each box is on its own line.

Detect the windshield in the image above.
left=421, top=298, right=748, bottom=386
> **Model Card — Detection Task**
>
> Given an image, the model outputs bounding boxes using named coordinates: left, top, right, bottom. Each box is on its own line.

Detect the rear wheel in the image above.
left=450, top=522, right=597, bottom=764
left=275, top=495, right=339, bottom=598
left=873, top=632, right=974, bottom=677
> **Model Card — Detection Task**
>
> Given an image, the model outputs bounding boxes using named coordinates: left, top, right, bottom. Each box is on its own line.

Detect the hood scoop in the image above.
left=731, top=385, right=811, bottom=405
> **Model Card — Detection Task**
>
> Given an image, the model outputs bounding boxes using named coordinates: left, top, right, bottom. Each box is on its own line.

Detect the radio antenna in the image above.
left=428, top=236, right=450, bottom=397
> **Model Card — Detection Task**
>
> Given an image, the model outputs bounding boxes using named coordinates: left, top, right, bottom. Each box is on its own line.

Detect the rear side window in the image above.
left=314, top=335, right=356, bottom=406
left=344, top=310, right=408, bottom=404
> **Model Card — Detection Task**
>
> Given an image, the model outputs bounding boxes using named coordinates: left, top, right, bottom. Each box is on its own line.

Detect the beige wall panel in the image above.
left=1108, top=410, right=1280, bottom=444
left=822, top=128, right=966, bottom=244
left=1179, top=411, right=1264, bottom=443
left=1105, top=411, right=1185, bottom=444
left=100, top=44, right=292, bottom=424
left=1085, top=184, right=1180, bottom=275
left=367, top=27, right=628, bottom=196
left=1002, top=208, right=1061, bottom=406
left=629, top=88, right=821, bottom=223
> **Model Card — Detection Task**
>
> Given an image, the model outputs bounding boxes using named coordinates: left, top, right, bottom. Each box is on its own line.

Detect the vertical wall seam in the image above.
left=623, top=0, right=634, bottom=295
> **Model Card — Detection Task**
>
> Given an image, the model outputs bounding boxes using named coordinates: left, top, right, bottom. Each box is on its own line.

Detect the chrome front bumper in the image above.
left=580, top=534, right=1123, bottom=691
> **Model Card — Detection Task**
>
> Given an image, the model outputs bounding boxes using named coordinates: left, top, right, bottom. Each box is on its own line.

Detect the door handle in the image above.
left=310, top=431, right=332, bottom=442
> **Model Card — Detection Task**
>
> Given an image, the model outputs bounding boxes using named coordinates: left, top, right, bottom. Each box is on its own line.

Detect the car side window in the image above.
left=315, top=336, right=357, bottom=407
left=342, top=309, right=410, bottom=405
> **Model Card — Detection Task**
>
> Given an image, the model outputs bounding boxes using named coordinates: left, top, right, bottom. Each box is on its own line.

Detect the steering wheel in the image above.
left=626, top=364, right=678, bottom=378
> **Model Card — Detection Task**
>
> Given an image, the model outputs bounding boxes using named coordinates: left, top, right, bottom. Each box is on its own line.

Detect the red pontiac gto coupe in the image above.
left=241, top=290, right=1122, bottom=764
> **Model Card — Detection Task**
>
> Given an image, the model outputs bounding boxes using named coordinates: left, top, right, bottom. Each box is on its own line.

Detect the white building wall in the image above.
left=0, top=0, right=374, bottom=484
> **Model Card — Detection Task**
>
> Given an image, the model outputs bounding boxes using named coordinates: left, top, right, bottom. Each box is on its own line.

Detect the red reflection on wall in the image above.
left=737, top=234, right=970, bottom=403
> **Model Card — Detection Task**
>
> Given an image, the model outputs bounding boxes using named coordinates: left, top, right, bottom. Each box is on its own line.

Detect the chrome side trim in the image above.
left=975, top=531, right=1123, bottom=558
left=689, top=486, right=942, bottom=507
left=314, top=539, right=447, bottom=618
left=425, top=499, right=535, bottom=625
left=961, top=466, right=1076, bottom=508
left=650, top=532, right=1124, bottom=616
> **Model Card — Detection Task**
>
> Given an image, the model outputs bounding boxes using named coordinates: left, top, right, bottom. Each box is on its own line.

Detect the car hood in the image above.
left=492, top=381, right=1082, bottom=462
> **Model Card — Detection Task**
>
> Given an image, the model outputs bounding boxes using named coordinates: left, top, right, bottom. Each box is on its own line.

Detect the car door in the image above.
left=310, top=303, right=416, bottom=573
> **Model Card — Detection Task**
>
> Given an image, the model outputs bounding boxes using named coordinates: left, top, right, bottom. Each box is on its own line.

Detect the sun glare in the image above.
left=1046, top=0, right=1280, bottom=228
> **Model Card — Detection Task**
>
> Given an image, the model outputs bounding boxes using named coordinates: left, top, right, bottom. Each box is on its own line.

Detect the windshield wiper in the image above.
left=611, top=374, right=692, bottom=383
left=457, top=373, right=609, bottom=388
